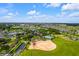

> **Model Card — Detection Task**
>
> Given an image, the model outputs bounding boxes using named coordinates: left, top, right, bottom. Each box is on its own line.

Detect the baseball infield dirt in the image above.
left=28, top=40, right=56, bottom=51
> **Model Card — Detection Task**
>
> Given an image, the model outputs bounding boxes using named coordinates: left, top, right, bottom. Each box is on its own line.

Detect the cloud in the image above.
left=0, top=4, right=14, bottom=15
left=0, top=8, right=8, bottom=14
left=2, top=13, right=14, bottom=19
left=68, top=12, right=79, bottom=17
left=57, top=11, right=79, bottom=17
left=3, top=15, right=13, bottom=19
left=7, top=11, right=18, bottom=16
left=22, top=14, right=79, bottom=23
left=27, top=10, right=40, bottom=15
left=44, top=3, right=61, bottom=8
left=62, top=3, right=79, bottom=11
left=24, top=15, right=56, bottom=23
left=1, top=3, right=79, bottom=23
left=2, top=11, right=19, bottom=19
left=1, top=13, right=79, bottom=23
left=8, top=13, right=14, bottom=16
left=59, top=3, right=79, bottom=17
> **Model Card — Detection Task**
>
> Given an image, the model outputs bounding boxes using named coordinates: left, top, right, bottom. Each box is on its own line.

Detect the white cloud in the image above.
left=59, top=3, right=79, bottom=17
left=27, top=10, right=40, bottom=15
left=62, top=3, right=79, bottom=11
left=7, top=11, right=18, bottom=16
left=8, top=13, right=14, bottom=16
left=44, top=3, right=61, bottom=8
left=1, top=13, right=79, bottom=23
left=68, top=12, right=79, bottom=17
left=24, top=14, right=55, bottom=23
left=0, top=8, right=8, bottom=14
left=57, top=11, right=79, bottom=17
left=0, top=4, right=14, bottom=14
left=23, top=14, right=79, bottom=23
left=3, top=15, right=13, bottom=19
left=2, top=11, right=19, bottom=19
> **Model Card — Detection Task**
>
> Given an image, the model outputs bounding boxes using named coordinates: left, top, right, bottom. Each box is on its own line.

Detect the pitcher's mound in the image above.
left=28, top=40, right=56, bottom=51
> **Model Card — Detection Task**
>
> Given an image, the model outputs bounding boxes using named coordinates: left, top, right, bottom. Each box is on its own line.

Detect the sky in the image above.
left=0, top=3, right=79, bottom=23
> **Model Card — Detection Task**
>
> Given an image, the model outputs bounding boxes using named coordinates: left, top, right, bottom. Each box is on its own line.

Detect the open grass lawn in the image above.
left=19, top=36, right=79, bottom=56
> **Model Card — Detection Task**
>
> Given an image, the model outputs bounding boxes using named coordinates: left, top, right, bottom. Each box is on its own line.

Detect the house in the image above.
left=43, top=35, right=54, bottom=40
left=0, top=32, right=4, bottom=39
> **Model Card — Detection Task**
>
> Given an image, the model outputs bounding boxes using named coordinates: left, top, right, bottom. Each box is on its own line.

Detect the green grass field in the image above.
left=20, top=36, right=79, bottom=56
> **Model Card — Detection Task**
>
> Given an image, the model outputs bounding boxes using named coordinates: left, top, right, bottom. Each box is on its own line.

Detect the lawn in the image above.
left=19, top=36, right=79, bottom=56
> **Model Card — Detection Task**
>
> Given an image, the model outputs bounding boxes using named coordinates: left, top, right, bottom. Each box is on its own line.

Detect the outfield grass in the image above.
left=20, top=36, right=79, bottom=56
